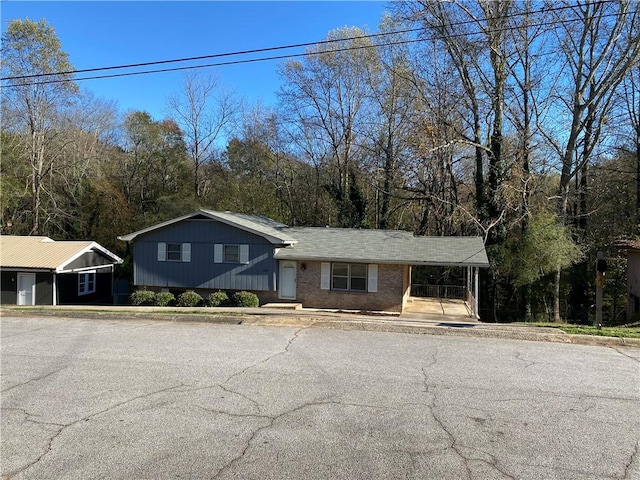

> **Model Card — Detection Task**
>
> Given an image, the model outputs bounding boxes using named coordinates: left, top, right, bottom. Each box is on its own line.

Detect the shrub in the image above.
left=154, top=292, right=175, bottom=307
left=207, top=291, right=228, bottom=307
left=130, top=290, right=155, bottom=306
left=176, top=290, right=203, bottom=307
left=231, top=291, right=259, bottom=308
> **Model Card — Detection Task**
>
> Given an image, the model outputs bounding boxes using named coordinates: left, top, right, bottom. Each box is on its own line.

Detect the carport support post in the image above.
left=53, top=273, right=57, bottom=306
left=474, top=267, right=479, bottom=319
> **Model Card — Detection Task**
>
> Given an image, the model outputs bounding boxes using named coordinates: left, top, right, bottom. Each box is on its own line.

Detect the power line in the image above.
left=2, top=1, right=606, bottom=82
left=2, top=2, right=634, bottom=87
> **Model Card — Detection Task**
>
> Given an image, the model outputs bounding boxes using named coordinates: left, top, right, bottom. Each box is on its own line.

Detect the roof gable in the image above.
left=118, top=209, right=296, bottom=245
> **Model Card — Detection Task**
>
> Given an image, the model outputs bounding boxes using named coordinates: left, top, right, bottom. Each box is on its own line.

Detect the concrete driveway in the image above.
left=401, top=297, right=472, bottom=319
left=2, top=315, right=639, bottom=479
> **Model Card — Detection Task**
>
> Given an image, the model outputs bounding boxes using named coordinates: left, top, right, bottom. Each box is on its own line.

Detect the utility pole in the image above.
left=595, top=251, right=607, bottom=328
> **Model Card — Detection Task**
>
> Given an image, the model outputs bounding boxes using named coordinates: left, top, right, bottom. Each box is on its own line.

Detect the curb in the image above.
left=2, top=307, right=639, bottom=348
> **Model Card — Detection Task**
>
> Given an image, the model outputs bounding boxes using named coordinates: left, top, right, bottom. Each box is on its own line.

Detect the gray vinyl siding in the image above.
left=133, top=219, right=278, bottom=291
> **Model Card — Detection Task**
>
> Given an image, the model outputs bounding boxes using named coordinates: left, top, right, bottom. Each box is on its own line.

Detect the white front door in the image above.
left=279, top=261, right=297, bottom=299
left=17, top=273, right=36, bottom=305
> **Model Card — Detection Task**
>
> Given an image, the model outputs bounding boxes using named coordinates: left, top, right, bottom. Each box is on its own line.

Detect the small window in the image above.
left=331, top=263, right=367, bottom=292
left=167, top=243, right=182, bottom=261
left=78, top=272, right=96, bottom=296
left=224, top=245, right=240, bottom=263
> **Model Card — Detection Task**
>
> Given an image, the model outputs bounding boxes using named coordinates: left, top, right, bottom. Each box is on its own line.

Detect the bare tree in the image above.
left=540, top=0, right=640, bottom=320
left=619, top=64, right=640, bottom=231
left=167, top=71, right=236, bottom=198
left=363, top=15, right=420, bottom=230
left=278, top=27, right=376, bottom=227
left=1, top=19, right=78, bottom=235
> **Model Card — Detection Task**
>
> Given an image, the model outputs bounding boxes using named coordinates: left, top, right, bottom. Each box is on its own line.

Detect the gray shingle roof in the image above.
left=274, top=227, right=489, bottom=267
left=199, top=210, right=295, bottom=244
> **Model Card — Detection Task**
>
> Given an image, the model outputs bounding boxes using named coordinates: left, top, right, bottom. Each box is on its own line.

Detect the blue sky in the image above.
left=2, top=1, right=390, bottom=120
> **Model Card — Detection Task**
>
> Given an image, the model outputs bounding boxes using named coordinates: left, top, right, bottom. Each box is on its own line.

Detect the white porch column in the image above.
left=474, top=267, right=479, bottom=319
left=52, top=273, right=57, bottom=306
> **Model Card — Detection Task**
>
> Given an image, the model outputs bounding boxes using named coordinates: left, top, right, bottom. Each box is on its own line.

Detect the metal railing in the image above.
left=410, top=284, right=466, bottom=300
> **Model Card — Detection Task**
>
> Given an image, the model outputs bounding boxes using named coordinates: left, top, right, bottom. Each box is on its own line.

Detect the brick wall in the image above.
left=295, top=261, right=409, bottom=312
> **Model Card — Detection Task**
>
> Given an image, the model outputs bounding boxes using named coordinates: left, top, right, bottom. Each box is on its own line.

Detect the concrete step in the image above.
left=262, top=302, right=303, bottom=310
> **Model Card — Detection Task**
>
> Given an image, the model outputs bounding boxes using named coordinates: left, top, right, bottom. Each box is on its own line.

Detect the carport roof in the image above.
left=0, top=236, right=123, bottom=272
left=274, top=227, right=489, bottom=267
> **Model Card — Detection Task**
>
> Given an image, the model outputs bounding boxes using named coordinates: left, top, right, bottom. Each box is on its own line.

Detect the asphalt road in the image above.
left=1, top=315, right=639, bottom=480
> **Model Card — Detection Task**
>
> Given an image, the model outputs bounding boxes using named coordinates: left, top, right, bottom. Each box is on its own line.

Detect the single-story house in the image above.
left=118, top=210, right=489, bottom=316
left=615, top=239, right=640, bottom=320
left=0, top=235, right=123, bottom=305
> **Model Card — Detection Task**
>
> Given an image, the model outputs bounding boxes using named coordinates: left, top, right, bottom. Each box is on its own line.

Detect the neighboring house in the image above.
left=616, top=240, right=640, bottom=320
left=119, top=210, right=489, bottom=316
left=0, top=236, right=123, bottom=306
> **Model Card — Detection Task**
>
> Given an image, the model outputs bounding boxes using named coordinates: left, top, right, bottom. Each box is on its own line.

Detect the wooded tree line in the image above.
left=2, top=0, right=638, bottom=323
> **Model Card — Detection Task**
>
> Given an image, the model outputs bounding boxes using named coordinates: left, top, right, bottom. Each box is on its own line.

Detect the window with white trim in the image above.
left=158, top=242, right=191, bottom=262
left=224, top=244, right=240, bottom=263
left=331, top=263, right=367, bottom=292
left=78, top=271, right=96, bottom=296
left=167, top=243, right=182, bottom=261
left=214, top=244, right=249, bottom=264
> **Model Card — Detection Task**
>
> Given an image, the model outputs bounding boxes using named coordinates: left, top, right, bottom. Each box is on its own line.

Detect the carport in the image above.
left=406, top=254, right=485, bottom=319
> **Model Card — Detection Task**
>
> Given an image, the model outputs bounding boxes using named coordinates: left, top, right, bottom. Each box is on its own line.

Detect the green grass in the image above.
left=3, top=307, right=244, bottom=317
left=523, top=322, right=640, bottom=338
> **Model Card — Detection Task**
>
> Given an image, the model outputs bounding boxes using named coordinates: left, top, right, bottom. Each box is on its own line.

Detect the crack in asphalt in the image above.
left=177, top=382, right=260, bottom=412
left=222, top=327, right=305, bottom=386
left=212, top=326, right=308, bottom=412
left=1, top=407, right=66, bottom=428
left=622, top=440, right=639, bottom=479
left=209, top=399, right=397, bottom=479
left=421, top=366, right=471, bottom=480
left=3, top=382, right=185, bottom=479
left=461, top=445, right=516, bottom=480
left=612, top=347, right=640, bottom=364
left=514, top=351, right=536, bottom=369
left=427, top=381, right=639, bottom=404
left=1, top=366, right=68, bottom=394
left=194, top=404, right=272, bottom=421
left=420, top=351, right=515, bottom=480
left=217, top=384, right=262, bottom=412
